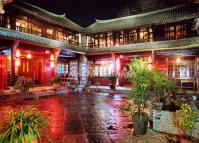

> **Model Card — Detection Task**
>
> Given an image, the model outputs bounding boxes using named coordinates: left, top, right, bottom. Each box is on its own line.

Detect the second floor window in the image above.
left=16, top=18, right=28, bottom=32
left=139, top=27, right=153, bottom=42
left=165, top=23, right=187, bottom=39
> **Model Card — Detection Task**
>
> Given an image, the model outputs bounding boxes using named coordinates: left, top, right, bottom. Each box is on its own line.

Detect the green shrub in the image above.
left=2, top=106, right=48, bottom=143
left=14, top=76, right=34, bottom=93
left=174, top=104, right=197, bottom=137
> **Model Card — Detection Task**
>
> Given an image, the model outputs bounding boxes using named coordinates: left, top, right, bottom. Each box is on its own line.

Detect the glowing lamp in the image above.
left=15, top=58, right=20, bottom=66
left=50, top=61, right=55, bottom=68
left=50, top=54, right=54, bottom=61
left=15, top=50, right=20, bottom=58
left=27, top=52, right=32, bottom=59
left=148, top=64, right=152, bottom=71
left=148, top=56, right=152, bottom=63
left=176, top=57, right=181, bottom=64
left=45, top=50, right=50, bottom=54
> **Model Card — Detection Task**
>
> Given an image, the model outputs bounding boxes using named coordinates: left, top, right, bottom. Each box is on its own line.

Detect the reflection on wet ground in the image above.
left=0, top=93, right=168, bottom=143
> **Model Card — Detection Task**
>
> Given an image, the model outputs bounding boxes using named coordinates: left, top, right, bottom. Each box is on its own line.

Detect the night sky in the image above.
left=21, top=0, right=184, bottom=27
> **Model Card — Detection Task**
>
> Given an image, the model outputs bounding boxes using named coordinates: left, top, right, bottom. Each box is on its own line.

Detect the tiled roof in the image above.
left=0, top=27, right=86, bottom=53
left=86, top=37, right=199, bottom=54
left=7, top=1, right=84, bottom=32
left=85, top=5, right=199, bottom=33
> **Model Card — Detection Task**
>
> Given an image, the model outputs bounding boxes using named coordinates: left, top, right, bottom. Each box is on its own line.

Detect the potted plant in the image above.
left=14, top=76, right=34, bottom=95
left=174, top=104, right=198, bottom=143
left=151, top=70, right=177, bottom=111
left=50, top=77, right=62, bottom=89
left=107, top=75, right=117, bottom=90
left=123, top=59, right=153, bottom=135
left=1, top=106, right=48, bottom=143
left=84, top=82, right=91, bottom=92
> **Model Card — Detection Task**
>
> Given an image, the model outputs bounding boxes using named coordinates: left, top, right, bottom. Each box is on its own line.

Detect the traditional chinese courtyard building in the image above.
left=0, top=0, right=199, bottom=90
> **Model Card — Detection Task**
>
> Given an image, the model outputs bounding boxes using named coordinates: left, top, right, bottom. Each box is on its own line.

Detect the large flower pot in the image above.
left=110, top=84, right=116, bottom=90
left=132, top=113, right=149, bottom=135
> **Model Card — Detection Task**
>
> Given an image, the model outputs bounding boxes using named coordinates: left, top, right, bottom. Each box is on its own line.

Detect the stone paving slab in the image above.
left=0, top=92, right=174, bottom=143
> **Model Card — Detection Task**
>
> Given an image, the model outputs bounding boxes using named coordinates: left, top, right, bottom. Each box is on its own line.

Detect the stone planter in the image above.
left=153, top=110, right=179, bottom=135
left=153, top=110, right=199, bottom=138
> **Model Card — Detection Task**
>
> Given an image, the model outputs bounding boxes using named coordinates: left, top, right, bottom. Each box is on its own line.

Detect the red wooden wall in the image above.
left=0, top=54, right=8, bottom=90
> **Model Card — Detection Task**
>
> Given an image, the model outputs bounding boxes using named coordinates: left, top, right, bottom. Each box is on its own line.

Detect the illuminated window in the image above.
left=165, top=23, right=187, bottom=39
left=47, top=29, right=53, bottom=35
left=57, top=62, right=68, bottom=76
left=94, top=61, right=114, bottom=77
left=16, top=18, right=28, bottom=33
left=139, top=27, right=153, bottom=42
left=30, top=23, right=42, bottom=36
left=57, top=31, right=64, bottom=42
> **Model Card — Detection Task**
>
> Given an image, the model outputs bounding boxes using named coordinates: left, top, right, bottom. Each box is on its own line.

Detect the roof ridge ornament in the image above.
left=61, top=13, right=67, bottom=17
left=192, top=18, right=199, bottom=35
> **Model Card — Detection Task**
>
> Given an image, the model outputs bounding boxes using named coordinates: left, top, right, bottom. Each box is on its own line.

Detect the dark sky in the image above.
left=22, top=0, right=184, bottom=27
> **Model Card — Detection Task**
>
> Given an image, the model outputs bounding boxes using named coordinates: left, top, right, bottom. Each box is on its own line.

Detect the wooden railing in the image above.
left=0, top=21, right=80, bottom=46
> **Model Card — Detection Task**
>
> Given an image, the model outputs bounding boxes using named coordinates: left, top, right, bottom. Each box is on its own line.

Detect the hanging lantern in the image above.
left=50, top=54, right=54, bottom=61
left=176, top=57, right=181, bottom=64
left=15, top=58, right=20, bottom=66
left=15, top=49, right=20, bottom=58
left=0, top=0, right=14, bottom=14
left=45, top=50, right=50, bottom=54
left=50, top=61, right=55, bottom=68
left=27, top=52, right=32, bottom=59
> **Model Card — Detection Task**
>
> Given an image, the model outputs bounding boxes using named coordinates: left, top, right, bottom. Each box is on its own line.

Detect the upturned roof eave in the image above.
left=8, top=1, right=84, bottom=32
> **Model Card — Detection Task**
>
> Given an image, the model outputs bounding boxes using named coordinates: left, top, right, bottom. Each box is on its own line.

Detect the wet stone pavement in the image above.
left=0, top=93, right=170, bottom=143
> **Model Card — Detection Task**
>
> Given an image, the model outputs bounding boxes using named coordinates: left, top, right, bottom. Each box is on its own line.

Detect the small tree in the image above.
left=128, top=59, right=153, bottom=118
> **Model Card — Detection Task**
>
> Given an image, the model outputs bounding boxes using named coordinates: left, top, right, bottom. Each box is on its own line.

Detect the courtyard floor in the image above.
left=0, top=92, right=177, bottom=143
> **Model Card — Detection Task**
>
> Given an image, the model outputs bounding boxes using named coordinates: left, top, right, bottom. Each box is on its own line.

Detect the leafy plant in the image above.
left=127, top=59, right=152, bottom=118
left=151, top=70, right=177, bottom=102
left=2, top=106, right=48, bottom=143
left=174, top=104, right=197, bottom=139
left=14, top=76, right=34, bottom=93
left=50, top=77, right=62, bottom=85
left=106, top=75, right=117, bottom=84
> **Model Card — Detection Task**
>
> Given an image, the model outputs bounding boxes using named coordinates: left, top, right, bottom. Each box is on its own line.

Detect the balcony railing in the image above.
left=0, top=22, right=80, bottom=46
left=87, top=33, right=199, bottom=49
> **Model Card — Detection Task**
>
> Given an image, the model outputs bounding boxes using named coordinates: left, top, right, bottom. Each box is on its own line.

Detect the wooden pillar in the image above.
left=10, top=41, right=19, bottom=86
left=79, top=55, right=88, bottom=85
left=52, top=48, right=61, bottom=77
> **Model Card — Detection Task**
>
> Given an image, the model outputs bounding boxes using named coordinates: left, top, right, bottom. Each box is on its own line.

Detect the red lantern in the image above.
left=15, top=50, right=20, bottom=58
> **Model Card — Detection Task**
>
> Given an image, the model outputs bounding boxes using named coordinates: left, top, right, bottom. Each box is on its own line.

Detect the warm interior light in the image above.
left=15, top=50, right=20, bottom=58
left=27, top=52, right=32, bottom=59
left=140, top=32, right=144, bottom=38
left=50, top=61, right=55, bottom=68
left=50, top=54, right=54, bottom=61
left=101, top=61, right=105, bottom=66
left=148, top=64, right=152, bottom=70
left=15, top=58, right=20, bottom=66
left=115, top=43, right=119, bottom=46
left=148, top=56, right=152, bottom=63
left=45, top=50, right=50, bottom=54
left=176, top=57, right=181, bottom=63
left=116, top=58, right=120, bottom=72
